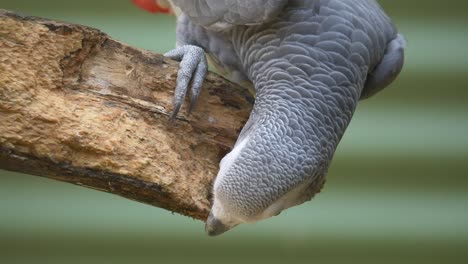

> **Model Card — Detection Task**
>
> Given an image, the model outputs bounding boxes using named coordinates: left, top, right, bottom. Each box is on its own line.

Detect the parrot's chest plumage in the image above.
left=151, top=0, right=405, bottom=235
left=176, top=0, right=395, bottom=93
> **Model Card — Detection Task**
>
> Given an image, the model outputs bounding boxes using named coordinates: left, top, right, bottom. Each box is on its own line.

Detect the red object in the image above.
left=131, top=0, right=170, bottom=14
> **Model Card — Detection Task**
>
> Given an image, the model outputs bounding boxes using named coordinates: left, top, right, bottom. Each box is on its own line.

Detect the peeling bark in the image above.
left=0, top=10, right=253, bottom=221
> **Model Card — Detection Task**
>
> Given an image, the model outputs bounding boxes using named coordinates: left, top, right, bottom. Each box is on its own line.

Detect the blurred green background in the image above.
left=1, top=1, right=467, bottom=263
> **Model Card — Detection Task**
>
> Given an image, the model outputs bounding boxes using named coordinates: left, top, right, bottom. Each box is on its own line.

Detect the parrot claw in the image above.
left=164, top=45, right=208, bottom=119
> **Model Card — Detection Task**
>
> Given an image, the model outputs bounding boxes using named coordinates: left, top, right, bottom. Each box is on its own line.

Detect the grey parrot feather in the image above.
left=165, top=0, right=405, bottom=235
left=170, top=0, right=288, bottom=30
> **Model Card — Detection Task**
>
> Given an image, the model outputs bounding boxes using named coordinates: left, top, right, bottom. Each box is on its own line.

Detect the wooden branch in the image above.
left=0, top=10, right=253, bottom=221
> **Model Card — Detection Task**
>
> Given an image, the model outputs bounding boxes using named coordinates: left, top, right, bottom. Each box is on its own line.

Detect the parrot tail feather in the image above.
left=131, top=0, right=171, bottom=14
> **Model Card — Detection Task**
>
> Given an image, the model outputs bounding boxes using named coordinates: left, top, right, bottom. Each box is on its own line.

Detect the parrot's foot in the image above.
left=164, top=45, right=208, bottom=119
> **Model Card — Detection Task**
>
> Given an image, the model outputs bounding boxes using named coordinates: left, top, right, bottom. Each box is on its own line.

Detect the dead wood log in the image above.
left=0, top=9, right=253, bottom=221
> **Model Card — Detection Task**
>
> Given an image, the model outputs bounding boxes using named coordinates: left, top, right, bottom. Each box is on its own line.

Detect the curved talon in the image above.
left=164, top=45, right=208, bottom=118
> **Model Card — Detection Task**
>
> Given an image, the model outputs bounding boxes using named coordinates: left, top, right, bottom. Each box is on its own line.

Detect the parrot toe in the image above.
left=164, top=45, right=208, bottom=119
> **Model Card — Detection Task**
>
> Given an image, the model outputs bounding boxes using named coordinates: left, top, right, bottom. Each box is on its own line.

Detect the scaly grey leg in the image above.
left=164, top=45, right=208, bottom=119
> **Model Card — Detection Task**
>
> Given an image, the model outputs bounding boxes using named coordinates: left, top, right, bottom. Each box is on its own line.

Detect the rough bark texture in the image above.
left=0, top=10, right=253, bottom=221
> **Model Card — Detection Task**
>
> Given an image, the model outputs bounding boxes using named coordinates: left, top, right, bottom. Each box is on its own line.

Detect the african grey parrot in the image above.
left=132, top=0, right=405, bottom=236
